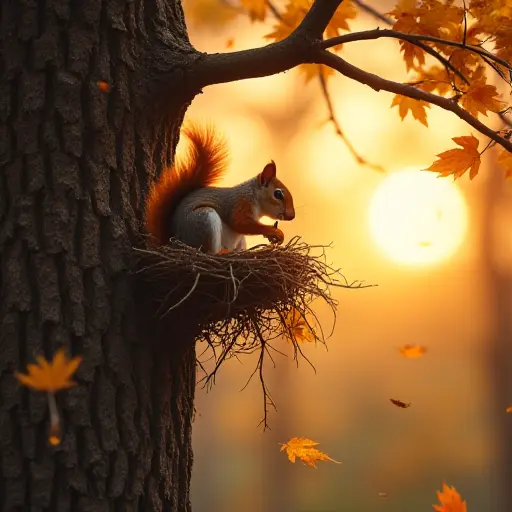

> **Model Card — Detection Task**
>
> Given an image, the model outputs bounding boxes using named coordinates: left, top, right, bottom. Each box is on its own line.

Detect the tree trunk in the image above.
left=0, top=0, right=199, bottom=509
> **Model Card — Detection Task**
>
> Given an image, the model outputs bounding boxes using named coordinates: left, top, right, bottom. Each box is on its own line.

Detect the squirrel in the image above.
left=144, top=125, right=296, bottom=254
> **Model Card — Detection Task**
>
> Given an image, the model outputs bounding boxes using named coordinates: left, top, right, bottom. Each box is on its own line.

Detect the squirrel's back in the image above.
left=145, top=125, right=229, bottom=246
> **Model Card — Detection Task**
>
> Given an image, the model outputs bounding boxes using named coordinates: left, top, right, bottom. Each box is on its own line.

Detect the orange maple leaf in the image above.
left=280, top=437, right=342, bottom=468
left=459, top=67, right=505, bottom=117
left=399, top=344, right=427, bottom=358
left=506, top=404, right=512, bottom=413
left=426, top=135, right=481, bottom=180
left=16, top=348, right=82, bottom=393
left=433, top=483, right=467, bottom=512
left=391, top=95, right=430, bottom=127
left=283, top=308, right=315, bottom=344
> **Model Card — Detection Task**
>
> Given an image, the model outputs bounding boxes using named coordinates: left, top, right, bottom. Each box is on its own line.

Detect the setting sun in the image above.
left=369, top=169, right=468, bottom=266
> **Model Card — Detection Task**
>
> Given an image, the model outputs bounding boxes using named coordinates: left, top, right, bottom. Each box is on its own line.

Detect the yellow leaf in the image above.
left=391, top=95, right=430, bottom=127
left=241, top=0, right=268, bottom=21
left=433, top=483, right=467, bottom=512
left=280, top=437, right=341, bottom=468
left=399, top=344, right=427, bottom=358
left=283, top=308, right=315, bottom=344
left=16, top=348, right=82, bottom=393
left=426, top=135, right=481, bottom=180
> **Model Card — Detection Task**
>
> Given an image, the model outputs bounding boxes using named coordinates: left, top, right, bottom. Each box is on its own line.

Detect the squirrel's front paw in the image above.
left=266, top=228, right=284, bottom=245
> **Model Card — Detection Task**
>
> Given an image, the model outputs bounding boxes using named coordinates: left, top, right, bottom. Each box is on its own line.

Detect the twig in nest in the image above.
left=134, top=236, right=375, bottom=429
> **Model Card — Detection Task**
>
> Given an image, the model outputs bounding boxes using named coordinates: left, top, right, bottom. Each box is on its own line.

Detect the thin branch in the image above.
left=318, top=71, right=385, bottom=172
left=315, top=50, right=512, bottom=153
left=321, top=29, right=512, bottom=71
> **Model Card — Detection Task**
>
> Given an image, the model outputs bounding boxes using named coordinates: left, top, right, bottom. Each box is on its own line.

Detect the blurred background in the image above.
left=180, top=1, right=512, bottom=510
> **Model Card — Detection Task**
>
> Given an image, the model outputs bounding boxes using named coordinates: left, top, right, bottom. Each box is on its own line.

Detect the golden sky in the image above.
left=182, top=4, right=510, bottom=511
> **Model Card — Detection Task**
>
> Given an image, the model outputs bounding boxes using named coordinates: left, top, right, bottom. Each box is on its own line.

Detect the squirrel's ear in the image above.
left=258, top=161, right=276, bottom=187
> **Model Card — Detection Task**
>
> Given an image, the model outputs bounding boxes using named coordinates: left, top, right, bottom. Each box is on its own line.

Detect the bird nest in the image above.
left=134, top=236, right=371, bottom=427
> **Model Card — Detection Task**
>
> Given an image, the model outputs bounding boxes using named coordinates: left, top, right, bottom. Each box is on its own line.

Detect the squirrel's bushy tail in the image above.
left=145, top=124, right=229, bottom=246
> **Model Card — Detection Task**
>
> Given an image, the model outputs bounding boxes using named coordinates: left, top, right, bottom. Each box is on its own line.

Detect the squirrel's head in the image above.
left=256, top=161, right=295, bottom=221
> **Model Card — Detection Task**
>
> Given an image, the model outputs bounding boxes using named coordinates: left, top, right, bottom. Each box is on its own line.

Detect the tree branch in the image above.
left=318, top=71, right=385, bottom=172
left=315, top=49, right=512, bottom=152
left=296, top=0, right=343, bottom=39
left=321, top=28, right=512, bottom=71
left=193, top=0, right=343, bottom=89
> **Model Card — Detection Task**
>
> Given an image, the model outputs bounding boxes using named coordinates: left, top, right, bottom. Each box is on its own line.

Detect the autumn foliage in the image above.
left=185, top=0, right=512, bottom=179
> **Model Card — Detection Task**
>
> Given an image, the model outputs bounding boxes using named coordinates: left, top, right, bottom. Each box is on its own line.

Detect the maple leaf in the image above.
left=399, top=344, right=427, bottom=358
left=283, top=308, right=315, bottom=343
left=426, top=135, right=481, bottom=180
left=16, top=348, right=82, bottom=393
left=241, top=0, right=268, bottom=21
left=280, top=437, right=341, bottom=468
left=506, top=404, right=512, bottom=413
left=459, top=67, right=505, bottom=117
left=391, top=95, right=430, bottom=127
left=497, top=147, right=512, bottom=179
left=433, top=483, right=467, bottom=512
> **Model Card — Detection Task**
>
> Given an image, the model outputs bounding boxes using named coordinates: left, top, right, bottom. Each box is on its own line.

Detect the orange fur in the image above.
left=145, top=125, right=229, bottom=246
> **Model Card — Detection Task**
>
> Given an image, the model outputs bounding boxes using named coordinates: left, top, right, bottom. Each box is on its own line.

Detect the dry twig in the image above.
left=134, top=236, right=372, bottom=428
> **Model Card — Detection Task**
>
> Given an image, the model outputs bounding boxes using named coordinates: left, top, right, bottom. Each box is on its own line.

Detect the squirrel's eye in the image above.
left=274, top=189, right=284, bottom=200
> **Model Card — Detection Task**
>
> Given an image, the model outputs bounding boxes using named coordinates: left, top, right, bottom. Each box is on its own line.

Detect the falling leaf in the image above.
left=280, top=437, right=341, bottom=468
left=426, top=135, right=481, bottom=180
left=433, top=483, right=467, bottom=512
left=16, top=348, right=82, bottom=393
left=225, top=38, right=234, bottom=49
left=97, top=81, right=110, bottom=93
left=283, top=308, right=315, bottom=344
left=378, top=492, right=388, bottom=499
left=390, top=398, right=411, bottom=408
left=506, top=404, right=512, bottom=413
left=391, top=95, right=430, bottom=127
left=418, top=241, right=432, bottom=247
left=399, top=344, right=427, bottom=358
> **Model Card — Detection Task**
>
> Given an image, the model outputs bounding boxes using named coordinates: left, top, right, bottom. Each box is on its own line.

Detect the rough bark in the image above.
left=0, top=0, right=198, bottom=510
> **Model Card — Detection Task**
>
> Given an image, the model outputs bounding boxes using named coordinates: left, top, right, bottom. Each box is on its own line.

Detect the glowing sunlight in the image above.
left=368, top=169, right=468, bottom=266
